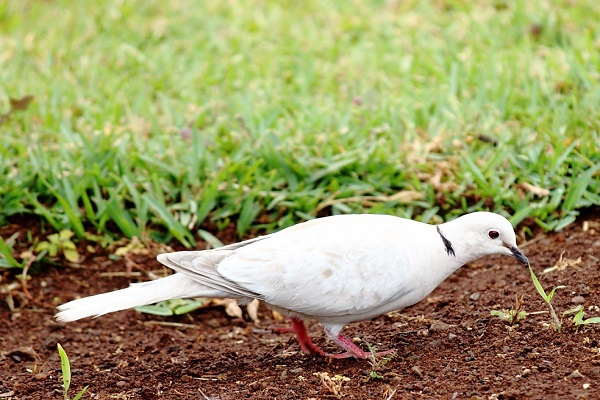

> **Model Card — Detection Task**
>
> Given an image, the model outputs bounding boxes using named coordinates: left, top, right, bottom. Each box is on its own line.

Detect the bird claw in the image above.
left=324, top=348, right=397, bottom=359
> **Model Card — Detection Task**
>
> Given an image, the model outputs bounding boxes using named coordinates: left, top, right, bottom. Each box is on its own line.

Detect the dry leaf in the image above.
left=519, top=182, right=550, bottom=197
left=313, top=372, right=350, bottom=398
left=272, top=310, right=285, bottom=321
left=9, top=95, right=34, bottom=112
left=388, top=190, right=423, bottom=203
left=224, top=300, right=243, bottom=319
left=246, top=299, right=260, bottom=324
left=114, top=237, right=150, bottom=257
left=543, top=251, right=582, bottom=274
left=209, top=299, right=243, bottom=319
left=0, top=95, right=35, bottom=125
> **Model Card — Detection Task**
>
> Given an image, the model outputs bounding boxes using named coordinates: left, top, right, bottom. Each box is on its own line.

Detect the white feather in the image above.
left=55, top=273, right=227, bottom=322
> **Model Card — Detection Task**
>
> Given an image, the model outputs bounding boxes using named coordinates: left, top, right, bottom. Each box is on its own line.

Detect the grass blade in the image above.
left=143, top=194, right=194, bottom=247
left=528, top=264, right=549, bottom=302
left=107, top=195, right=140, bottom=238
left=580, top=317, right=600, bottom=325
left=562, top=163, right=600, bottom=211
left=198, top=229, right=224, bottom=249
left=57, top=344, right=71, bottom=399
left=73, top=387, right=89, bottom=400
left=462, top=156, right=491, bottom=193
left=0, top=235, right=22, bottom=269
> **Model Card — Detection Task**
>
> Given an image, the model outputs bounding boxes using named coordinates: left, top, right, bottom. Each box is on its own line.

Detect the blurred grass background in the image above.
left=0, top=0, right=599, bottom=251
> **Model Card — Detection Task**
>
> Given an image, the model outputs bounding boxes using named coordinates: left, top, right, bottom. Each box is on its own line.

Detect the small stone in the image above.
left=206, top=319, right=221, bottom=328
left=181, top=375, right=192, bottom=382
left=112, top=335, right=123, bottom=343
left=34, top=373, right=48, bottom=380
left=470, top=292, right=480, bottom=301
left=411, top=366, right=423, bottom=378
left=571, top=296, right=585, bottom=305
left=116, top=381, right=127, bottom=388
left=448, top=333, right=458, bottom=340
left=280, top=370, right=288, bottom=380
left=464, top=351, right=475, bottom=362
left=429, top=339, right=443, bottom=348
left=290, top=368, right=304, bottom=374
left=430, top=320, right=454, bottom=332
left=569, top=370, right=584, bottom=379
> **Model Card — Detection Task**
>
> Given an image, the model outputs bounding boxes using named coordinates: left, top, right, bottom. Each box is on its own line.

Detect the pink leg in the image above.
left=271, top=318, right=396, bottom=359
left=268, top=325, right=295, bottom=334
left=268, top=318, right=327, bottom=355
left=289, top=318, right=327, bottom=356
left=324, top=327, right=397, bottom=359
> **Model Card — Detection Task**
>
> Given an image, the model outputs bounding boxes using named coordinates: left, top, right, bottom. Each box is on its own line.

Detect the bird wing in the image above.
left=157, top=235, right=270, bottom=299
left=217, top=214, right=424, bottom=318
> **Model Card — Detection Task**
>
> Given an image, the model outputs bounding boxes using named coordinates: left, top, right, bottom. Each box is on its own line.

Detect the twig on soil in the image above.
left=198, top=389, right=215, bottom=400
left=143, top=321, right=200, bottom=329
left=19, top=254, right=36, bottom=300
left=98, top=271, right=142, bottom=278
left=518, top=235, right=544, bottom=249
left=384, top=386, right=398, bottom=400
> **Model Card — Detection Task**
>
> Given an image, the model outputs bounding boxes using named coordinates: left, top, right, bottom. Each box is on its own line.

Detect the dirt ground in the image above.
left=1, top=210, right=599, bottom=400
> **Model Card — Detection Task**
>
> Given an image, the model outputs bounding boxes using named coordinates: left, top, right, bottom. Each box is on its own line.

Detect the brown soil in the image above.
left=1, top=212, right=599, bottom=400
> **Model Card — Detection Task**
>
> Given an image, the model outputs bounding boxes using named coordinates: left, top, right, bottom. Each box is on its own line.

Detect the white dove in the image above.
left=56, top=211, right=528, bottom=359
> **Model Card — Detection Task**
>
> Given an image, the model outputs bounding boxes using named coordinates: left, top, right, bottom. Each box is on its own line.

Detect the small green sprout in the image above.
left=491, top=294, right=527, bottom=325
left=366, top=343, right=397, bottom=380
left=528, top=263, right=564, bottom=332
left=57, top=344, right=88, bottom=400
left=0, top=234, right=25, bottom=269
left=36, top=230, right=80, bottom=263
left=528, top=263, right=600, bottom=332
left=563, top=305, right=600, bottom=331
left=491, top=309, right=527, bottom=324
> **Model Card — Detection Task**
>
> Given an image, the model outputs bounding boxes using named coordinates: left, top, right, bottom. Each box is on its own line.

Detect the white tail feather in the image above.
left=55, top=273, right=226, bottom=322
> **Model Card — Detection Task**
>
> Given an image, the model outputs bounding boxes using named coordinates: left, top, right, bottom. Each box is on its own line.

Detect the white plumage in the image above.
left=56, top=212, right=528, bottom=358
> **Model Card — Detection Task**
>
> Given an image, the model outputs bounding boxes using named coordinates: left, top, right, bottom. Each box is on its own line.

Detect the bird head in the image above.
left=443, top=212, right=529, bottom=266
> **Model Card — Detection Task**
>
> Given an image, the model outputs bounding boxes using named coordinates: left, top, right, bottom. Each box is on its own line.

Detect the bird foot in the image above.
left=268, top=318, right=328, bottom=356
left=324, top=327, right=397, bottom=359
left=267, top=325, right=295, bottom=334
left=322, top=349, right=397, bottom=359
left=289, top=318, right=328, bottom=356
left=272, top=318, right=396, bottom=359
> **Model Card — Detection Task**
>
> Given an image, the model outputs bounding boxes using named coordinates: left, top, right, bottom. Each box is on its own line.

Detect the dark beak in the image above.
left=503, top=242, right=529, bottom=265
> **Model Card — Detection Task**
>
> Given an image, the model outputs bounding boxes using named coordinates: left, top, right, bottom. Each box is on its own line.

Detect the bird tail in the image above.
left=55, top=273, right=224, bottom=322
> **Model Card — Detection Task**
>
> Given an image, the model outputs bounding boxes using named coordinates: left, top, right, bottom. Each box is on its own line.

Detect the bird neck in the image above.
left=436, top=220, right=485, bottom=265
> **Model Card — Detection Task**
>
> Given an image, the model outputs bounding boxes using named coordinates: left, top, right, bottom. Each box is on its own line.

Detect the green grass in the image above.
left=1, top=0, right=599, bottom=247
left=57, top=343, right=88, bottom=400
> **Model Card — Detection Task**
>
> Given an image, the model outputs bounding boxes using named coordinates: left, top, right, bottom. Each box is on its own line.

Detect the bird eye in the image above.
left=488, top=230, right=500, bottom=239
